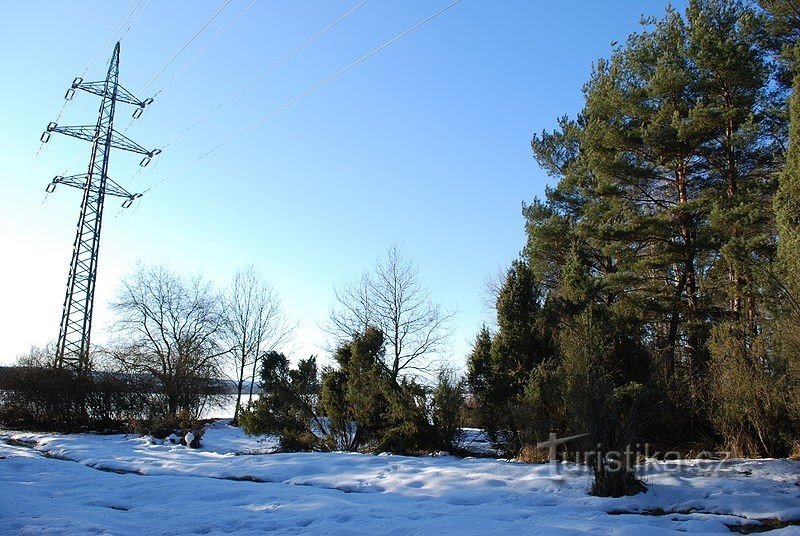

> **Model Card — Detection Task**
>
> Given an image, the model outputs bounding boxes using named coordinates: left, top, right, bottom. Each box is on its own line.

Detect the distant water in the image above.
left=200, top=394, right=260, bottom=420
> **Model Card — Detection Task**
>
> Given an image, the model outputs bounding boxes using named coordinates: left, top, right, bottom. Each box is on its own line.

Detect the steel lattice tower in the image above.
left=41, top=42, right=159, bottom=372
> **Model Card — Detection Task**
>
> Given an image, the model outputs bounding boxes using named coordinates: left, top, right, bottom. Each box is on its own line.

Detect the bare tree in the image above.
left=482, top=264, right=508, bottom=323
left=15, top=343, right=58, bottom=368
left=110, top=265, right=225, bottom=418
left=329, top=246, right=453, bottom=381
left=221, top=266, right=293, bottom=423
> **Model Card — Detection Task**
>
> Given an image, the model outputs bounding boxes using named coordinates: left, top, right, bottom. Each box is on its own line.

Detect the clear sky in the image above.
left=0, top=0, right=685, bottom=370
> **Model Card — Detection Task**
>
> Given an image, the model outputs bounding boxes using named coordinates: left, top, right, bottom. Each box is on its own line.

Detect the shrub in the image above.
left=319, top=328, right=447, bottom=454
left=558, top=311, right=648, bottom=497
left=239, top=353, right=324, bottom=451
left=130, top=410, right=203, bottom=439
left=0, top=366, right=153, bottom=432
left=708, top=321, right=795, bottom=457
left=430, top=369, right=466, bottom=451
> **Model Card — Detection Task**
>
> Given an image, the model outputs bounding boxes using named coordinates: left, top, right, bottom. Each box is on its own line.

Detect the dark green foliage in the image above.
left=374, top=377, right=433, bottom=454
left=239, top=352, right=323, bottom=451
left=493, top=260, right=552, bottom=389
left=319, top=327, right=439, bottom=454
left=760, top=0, right=800, bottom=453
left=518, top=359, right=564, bottom=444
left=777, top=56, right=800, bottom=302
left=524, top=0, right=788, bottom=448
left=430, top=369, right=466, bottom=451
left=319, top=368, right=355, bottom=450
left=466, top=261, right=554, bottom=451
left=321, top=327, right=391, bottom=450
left=568, top=0, right=778, bottom=396
left=557, top=311, right=649, bottom=497
left=464, top=0, right=799, bottom=496
left=708, top=320, right=795, bottom=457
left=466, top=326, right=505, bottom=441
left=757, top=0, right=800, bottom=84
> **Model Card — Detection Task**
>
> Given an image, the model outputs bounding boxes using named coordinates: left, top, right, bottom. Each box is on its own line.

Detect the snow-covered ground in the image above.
left=2, top=422, right=799, bottom=535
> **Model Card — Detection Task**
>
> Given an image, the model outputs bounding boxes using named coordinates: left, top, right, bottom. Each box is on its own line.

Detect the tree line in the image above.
left=3, top=0, right=800, bottom=500
left=1, top=247, right=458, bottom=446
left=1, top=264, right=292, bottom=433
left=239, top=245, right=460, bottom=454
left=467, top=0, right=800, bottom=496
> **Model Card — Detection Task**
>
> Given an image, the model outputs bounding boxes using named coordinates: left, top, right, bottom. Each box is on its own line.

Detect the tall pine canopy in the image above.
left=468, top=0, right=798, bottom=465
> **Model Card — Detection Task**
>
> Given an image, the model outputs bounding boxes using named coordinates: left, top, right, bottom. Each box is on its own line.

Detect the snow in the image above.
left=1, top=422, right=799, bottom=535
left=459, top=427, right=501, bottom=456
left=198, top=419, right=278, bottom=455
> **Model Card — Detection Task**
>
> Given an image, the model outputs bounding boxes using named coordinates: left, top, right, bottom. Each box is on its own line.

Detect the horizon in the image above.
left=1, top=0, right=684, bottom=369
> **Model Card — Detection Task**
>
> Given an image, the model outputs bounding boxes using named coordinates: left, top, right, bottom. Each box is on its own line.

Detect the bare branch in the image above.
left=328, top=245, right=454, bottom=382
left=219, top=266, right=294, bottom=421
left=108, top=264, right=225, bottom=418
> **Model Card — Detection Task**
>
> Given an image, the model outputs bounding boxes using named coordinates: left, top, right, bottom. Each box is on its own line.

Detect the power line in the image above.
left=139, top=0, right=235, bottom=94
left=143, top=0, right=462, bottom=194
left=30, top=0, right=143, bottom=185
left=153, top=0, right=259, bottom=98
left=42, top=42, right=158, bottom=371
left=81, top=0, right=138, bottom=77
left=121, top=0, right=259, bottom=134
left=84, top=0, right=151, bottom=77
left=159, top=0, right=370, bottom=150
left=117, top=0, right=153, bottom=43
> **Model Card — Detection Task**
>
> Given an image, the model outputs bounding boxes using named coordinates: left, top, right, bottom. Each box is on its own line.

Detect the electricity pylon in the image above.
left=41, top=42, right=160, bottom=372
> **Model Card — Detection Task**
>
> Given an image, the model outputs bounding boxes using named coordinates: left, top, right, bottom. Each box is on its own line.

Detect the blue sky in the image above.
left=0, top=0, right=685, bottom=369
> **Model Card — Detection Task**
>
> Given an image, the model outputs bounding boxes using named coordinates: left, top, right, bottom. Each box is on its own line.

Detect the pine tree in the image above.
left=758, top=0, right=800, bottom=444
left=491, top=260, right=552, bottom=392
left=777, top=62, right=800, bottom=301
left=320, top=327, right=436, bottom=453
left=581, top=5, right=715, bottom=389
left=531, top=0, right=781, bottom=400
left=521, top=0, right=792, bottom=464
left=688, top=1, right=777, bottom=327
left=239, top=352, right=323, bottom=451
left=466, top=326, right=503, bottom=441
left=466, top=261, right=553, bottom=449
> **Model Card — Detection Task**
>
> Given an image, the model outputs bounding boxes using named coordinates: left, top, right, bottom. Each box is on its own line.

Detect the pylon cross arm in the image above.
left=47, top=124, right=155, bottom=155
left=75, top=80, right=150, bottom=108
left=49, top=124, right=96, bottom=143
left=48, top=42, right=157, bottom=371
left=49, top=174, right=142, bottom=201
left=109, top=129, right=153, bottom=155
